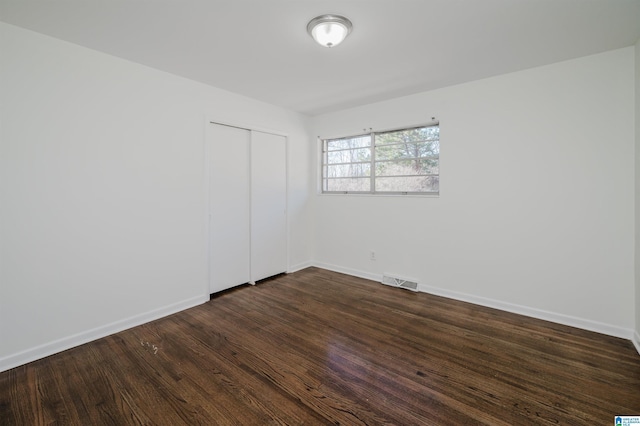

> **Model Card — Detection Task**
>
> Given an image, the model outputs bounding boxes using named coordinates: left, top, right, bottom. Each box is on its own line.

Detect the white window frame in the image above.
left=320, top=123, right=440, bottom=196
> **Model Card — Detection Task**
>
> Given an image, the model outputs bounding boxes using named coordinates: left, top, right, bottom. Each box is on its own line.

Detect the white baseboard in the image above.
left=288, top=260, right=315, bottom=273
left=310, top=261, right=636, bottom=342
left=633, top=331, right=640, bottom=356
left=312, top=262, right=381, bottom=283
left=0, top=294, right=209, bottom=373
left=416, top=282, right=634, bottom=341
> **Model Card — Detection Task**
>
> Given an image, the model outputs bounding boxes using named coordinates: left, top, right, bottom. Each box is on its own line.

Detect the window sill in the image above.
left=318, top=192, right=439, bottom=198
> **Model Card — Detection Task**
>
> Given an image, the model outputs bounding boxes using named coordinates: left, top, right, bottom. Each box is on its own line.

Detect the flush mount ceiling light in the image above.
left=307, top=14, right=353, bottom=48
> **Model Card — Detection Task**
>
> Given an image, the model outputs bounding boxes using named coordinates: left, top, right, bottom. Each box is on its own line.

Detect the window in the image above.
left=321, top=124, right=439, bottom=195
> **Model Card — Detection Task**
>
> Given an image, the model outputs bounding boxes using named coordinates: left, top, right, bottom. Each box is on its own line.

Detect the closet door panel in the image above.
left=208, top=124, right=251, bottom=293
left=250, top=131, right=287, bottom=282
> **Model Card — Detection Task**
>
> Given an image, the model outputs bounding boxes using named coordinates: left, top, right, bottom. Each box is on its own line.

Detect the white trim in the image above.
left=312, top=262, right=381, bottom=283
left=317, top=192, right=440, bottom=199
left=288, top=261, right=314, bottom=273
left=416, top=282, right=634, bottom=340
left=633, top=330, right=640, bottom=356
left=285, top=135, right=291, bottom=275
left=208, top=118, right=288, bottom=138
left=309, top=262, right=636, bottom=342
left=0, top=295, right=208, bottom=373
left=317, top=119, right=439, bottom=141
left=203, top=116, right=213, bottom=296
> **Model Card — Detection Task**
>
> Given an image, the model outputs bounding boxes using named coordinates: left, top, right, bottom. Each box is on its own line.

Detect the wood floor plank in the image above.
left=1, top=267, right=639, bottom=425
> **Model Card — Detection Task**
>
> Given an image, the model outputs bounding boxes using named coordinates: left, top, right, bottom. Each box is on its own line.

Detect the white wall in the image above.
left=312, top=48, right=636, bottom=338
left=1, top=21, right=636, bottom=372
left=0, top=22, right=313, bottom=372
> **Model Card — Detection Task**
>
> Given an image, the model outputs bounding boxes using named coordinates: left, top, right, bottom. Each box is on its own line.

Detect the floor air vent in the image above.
left=381, top=274, right=419, bottom=291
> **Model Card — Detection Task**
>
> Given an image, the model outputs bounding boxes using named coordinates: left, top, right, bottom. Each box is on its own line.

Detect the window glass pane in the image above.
left=325, top=177, right=371, bottom=192
left=326, top=163, right=371, bottom=178
left=375, top=176, right=439, bottom=193
left=326, top=135, right=371, bottom=151
left=327, top=148, right=371, bottom=164
left=376, top=126, right=439, bottom=144
left=321, top=124, right=439, bottom=195
left=375, top=159, right=439, bottom=177
left=375, top=141, right=439, bottom=161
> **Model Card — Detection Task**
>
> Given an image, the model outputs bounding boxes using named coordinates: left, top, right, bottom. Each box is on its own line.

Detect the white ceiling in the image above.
left=1, top=0, right=639, bottom=116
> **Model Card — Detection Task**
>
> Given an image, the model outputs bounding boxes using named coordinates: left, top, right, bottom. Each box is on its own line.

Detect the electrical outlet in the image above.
left=370, top=251, right=376, bottom=261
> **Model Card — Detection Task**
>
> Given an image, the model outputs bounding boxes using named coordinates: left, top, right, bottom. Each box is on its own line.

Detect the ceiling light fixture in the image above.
left=307, top=14, right=353, bottom=48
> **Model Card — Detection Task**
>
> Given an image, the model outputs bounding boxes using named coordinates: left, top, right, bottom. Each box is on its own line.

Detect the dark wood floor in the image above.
left=1, top=267, right=639, bottom=425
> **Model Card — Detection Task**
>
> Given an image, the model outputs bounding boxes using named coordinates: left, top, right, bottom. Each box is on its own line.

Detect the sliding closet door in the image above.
left=208, top=124, right=250, bottom=293
left=250, top=131, right=287, bottom=282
